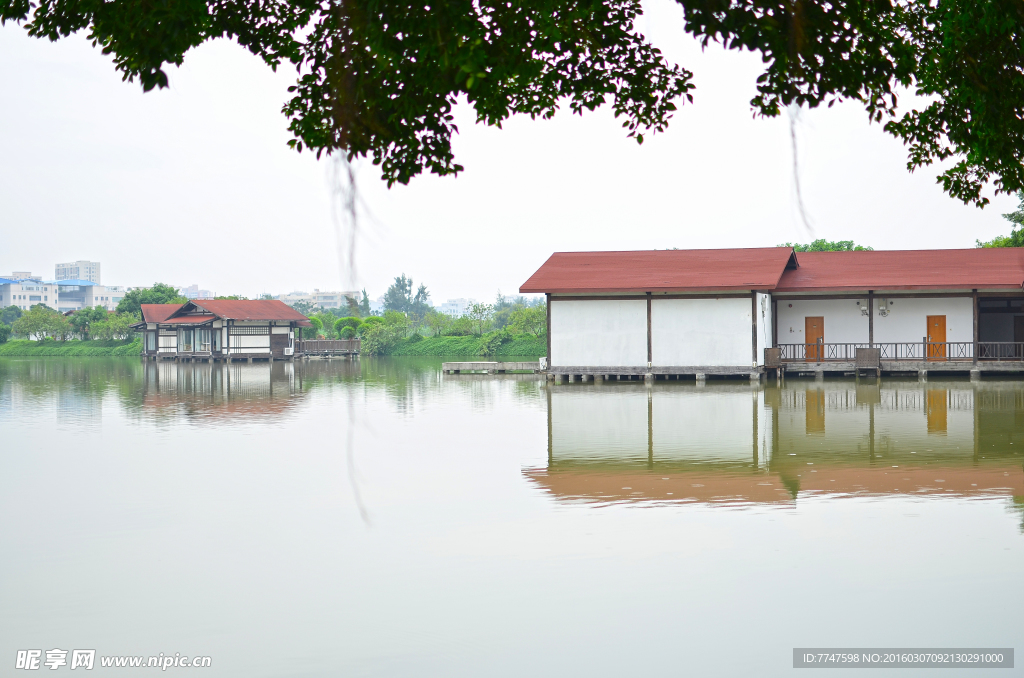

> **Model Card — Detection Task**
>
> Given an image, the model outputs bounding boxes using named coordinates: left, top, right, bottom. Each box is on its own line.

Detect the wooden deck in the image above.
left=442, top=361, right=542, bottom=374
left=295, top=339, right=360, bottom=358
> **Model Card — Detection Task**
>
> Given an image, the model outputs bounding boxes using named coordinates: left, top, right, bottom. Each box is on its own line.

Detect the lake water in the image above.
left=1, top=357, right=1022, bottom=676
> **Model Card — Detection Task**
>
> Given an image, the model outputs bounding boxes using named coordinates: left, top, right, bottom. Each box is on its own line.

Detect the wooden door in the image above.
left=926, top=315, right=946, bottom=360
left=805, top=317, right=824, bottom=362
left=270, top=332, right=289, bottom=359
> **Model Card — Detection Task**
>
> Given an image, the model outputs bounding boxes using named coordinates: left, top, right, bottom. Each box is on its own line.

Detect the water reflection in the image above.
left=0, top=357, right=546, bottom=426
left=526, top=380, right=1024, bottom=511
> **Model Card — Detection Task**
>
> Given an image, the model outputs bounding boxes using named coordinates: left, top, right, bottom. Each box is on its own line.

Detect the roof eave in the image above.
left=526, top=285, right=778, bottom=294
left=774, top=284, right=1024, bottom=293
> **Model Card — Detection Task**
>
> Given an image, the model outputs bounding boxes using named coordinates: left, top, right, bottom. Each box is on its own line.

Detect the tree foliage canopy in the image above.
left=1, top=305, right=23, bottom=326
left=780, top=239, right=874, bottom=252
left=11, top=305, right=72, bottom=340
left=70, top=306, right=108, bottom=338
left=4, top=0, right=1024, bottom=203
left=115, top=283, right=187, bottom=315
left=382, top=274, right=431, bottom=317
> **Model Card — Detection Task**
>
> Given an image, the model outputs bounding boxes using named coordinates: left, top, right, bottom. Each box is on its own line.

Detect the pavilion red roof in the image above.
left=519, top=248, right=798, bottom=293
left=521, top=247, right=1024, bottom=294
left=775, top=249, right=1024, bottom=291
left=189, top=299, right=311, bottom=322
left=140, top=304, right=184, bottom=323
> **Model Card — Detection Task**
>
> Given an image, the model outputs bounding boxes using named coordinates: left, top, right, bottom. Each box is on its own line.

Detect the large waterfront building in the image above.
left=55, top=260, right=101, bottom=285
left=136, top=299, right=312, bottom=361
left=0, top=276, right=59, bottom=311
left=521, top=246, right=1024, bottom=379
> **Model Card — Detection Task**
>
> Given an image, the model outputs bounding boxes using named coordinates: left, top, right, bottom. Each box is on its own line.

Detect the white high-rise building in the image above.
left=55, top=260, right=101, bottom=284
left=276, top=289, right=359, bottom=310
left=437, top=298, right=475, bottom=317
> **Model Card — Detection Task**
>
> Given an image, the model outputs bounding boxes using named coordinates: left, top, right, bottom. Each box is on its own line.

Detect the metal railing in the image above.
left=227, top=346, right=270, bottom=354
left=295, top=339, right=360, bottom=353
left=779, top=343, right=869, bottom=361
left=977, top=342, right=1024, bottom=361
left=779, top=341, right=982, bottom=362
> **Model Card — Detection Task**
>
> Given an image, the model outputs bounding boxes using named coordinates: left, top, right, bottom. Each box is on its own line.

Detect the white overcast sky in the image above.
left=0, top=0, right=1017, bottom=303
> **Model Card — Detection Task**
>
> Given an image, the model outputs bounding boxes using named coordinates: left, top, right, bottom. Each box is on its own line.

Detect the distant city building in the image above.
left=276, top=291, right=311, bottom=306
left=312, top=289, right=358, bottom=309
left=0, top=275, right=58, bottom=311
left=276, top=289, right=359, bottom=310
left=437, top=298, right=475, bottom=317
left=55, top=260, right=101, bottom=285
left=56, top=281, right=125, bottom=312
left=181, top=284, right=214, bottom=300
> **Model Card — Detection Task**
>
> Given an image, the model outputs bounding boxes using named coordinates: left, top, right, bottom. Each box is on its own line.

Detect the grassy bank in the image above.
left=389, top=335, right=546, bottom=357
left=0, top=338, right=142, bottom=357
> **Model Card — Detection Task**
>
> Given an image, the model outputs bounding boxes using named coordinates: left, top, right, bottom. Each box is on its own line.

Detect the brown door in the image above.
left=805, top=317, right=824, bottom=362
left=270, top=332, right=288, bottom=358
left=926, top=315, right=946, bottom=360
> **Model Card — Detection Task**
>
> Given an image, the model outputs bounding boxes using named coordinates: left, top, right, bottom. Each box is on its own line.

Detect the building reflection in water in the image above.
left=525, top=381, right=1024, bottom=509
left=138, top=361, right=307, bottom=422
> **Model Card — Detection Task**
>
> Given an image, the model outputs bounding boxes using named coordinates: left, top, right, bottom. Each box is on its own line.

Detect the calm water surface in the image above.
left=1, top=358, right=1022, bottom=676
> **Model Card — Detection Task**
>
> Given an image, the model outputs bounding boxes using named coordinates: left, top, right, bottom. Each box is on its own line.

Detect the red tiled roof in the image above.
left=140, top=304, right=184, bottom=323
left=776, top=249, right=1024, bottom=291
left=519, top=248, right=798, bottom=293
left=187, top=299, right=310, bottom=322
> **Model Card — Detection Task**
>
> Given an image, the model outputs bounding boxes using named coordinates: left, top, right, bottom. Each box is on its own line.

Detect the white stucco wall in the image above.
left=776, top=295, right=974, bottom=345
left=550, top=299, right=647, bottom=367
left=650, top=297, right=754, bottom=367
left=776, top=298, right=870, bottom=345
left=873, top=296, right=973, bottom=344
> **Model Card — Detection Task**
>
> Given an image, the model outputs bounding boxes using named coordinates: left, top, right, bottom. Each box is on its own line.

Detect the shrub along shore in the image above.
left=0, top=336, right=545, bottom=358
left=0, top=338, right=143, bottom=357
left=388, top=335, right=546, bottom=357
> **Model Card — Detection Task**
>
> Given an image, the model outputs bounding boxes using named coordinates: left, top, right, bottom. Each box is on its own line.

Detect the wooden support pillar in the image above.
left=751, top=290, right=758, bottom=365
left=868, top=290, right=874, bottom=348
left=771, top=297, right=778, bottom=348
left=972, top=289, right=979, bottom=365
left=646, top=292, right=653, bottom=367
left=546, top=293, right=551, bottom=368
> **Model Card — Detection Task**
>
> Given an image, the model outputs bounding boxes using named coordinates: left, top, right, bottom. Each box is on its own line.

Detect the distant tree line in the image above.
left=778, top=240, right=874, bottom=252
left=282, top=273, right=546, bottom=356
left=0, top=304, right=138, bottom=343
left=977, top=193, right=1024, bottom=248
